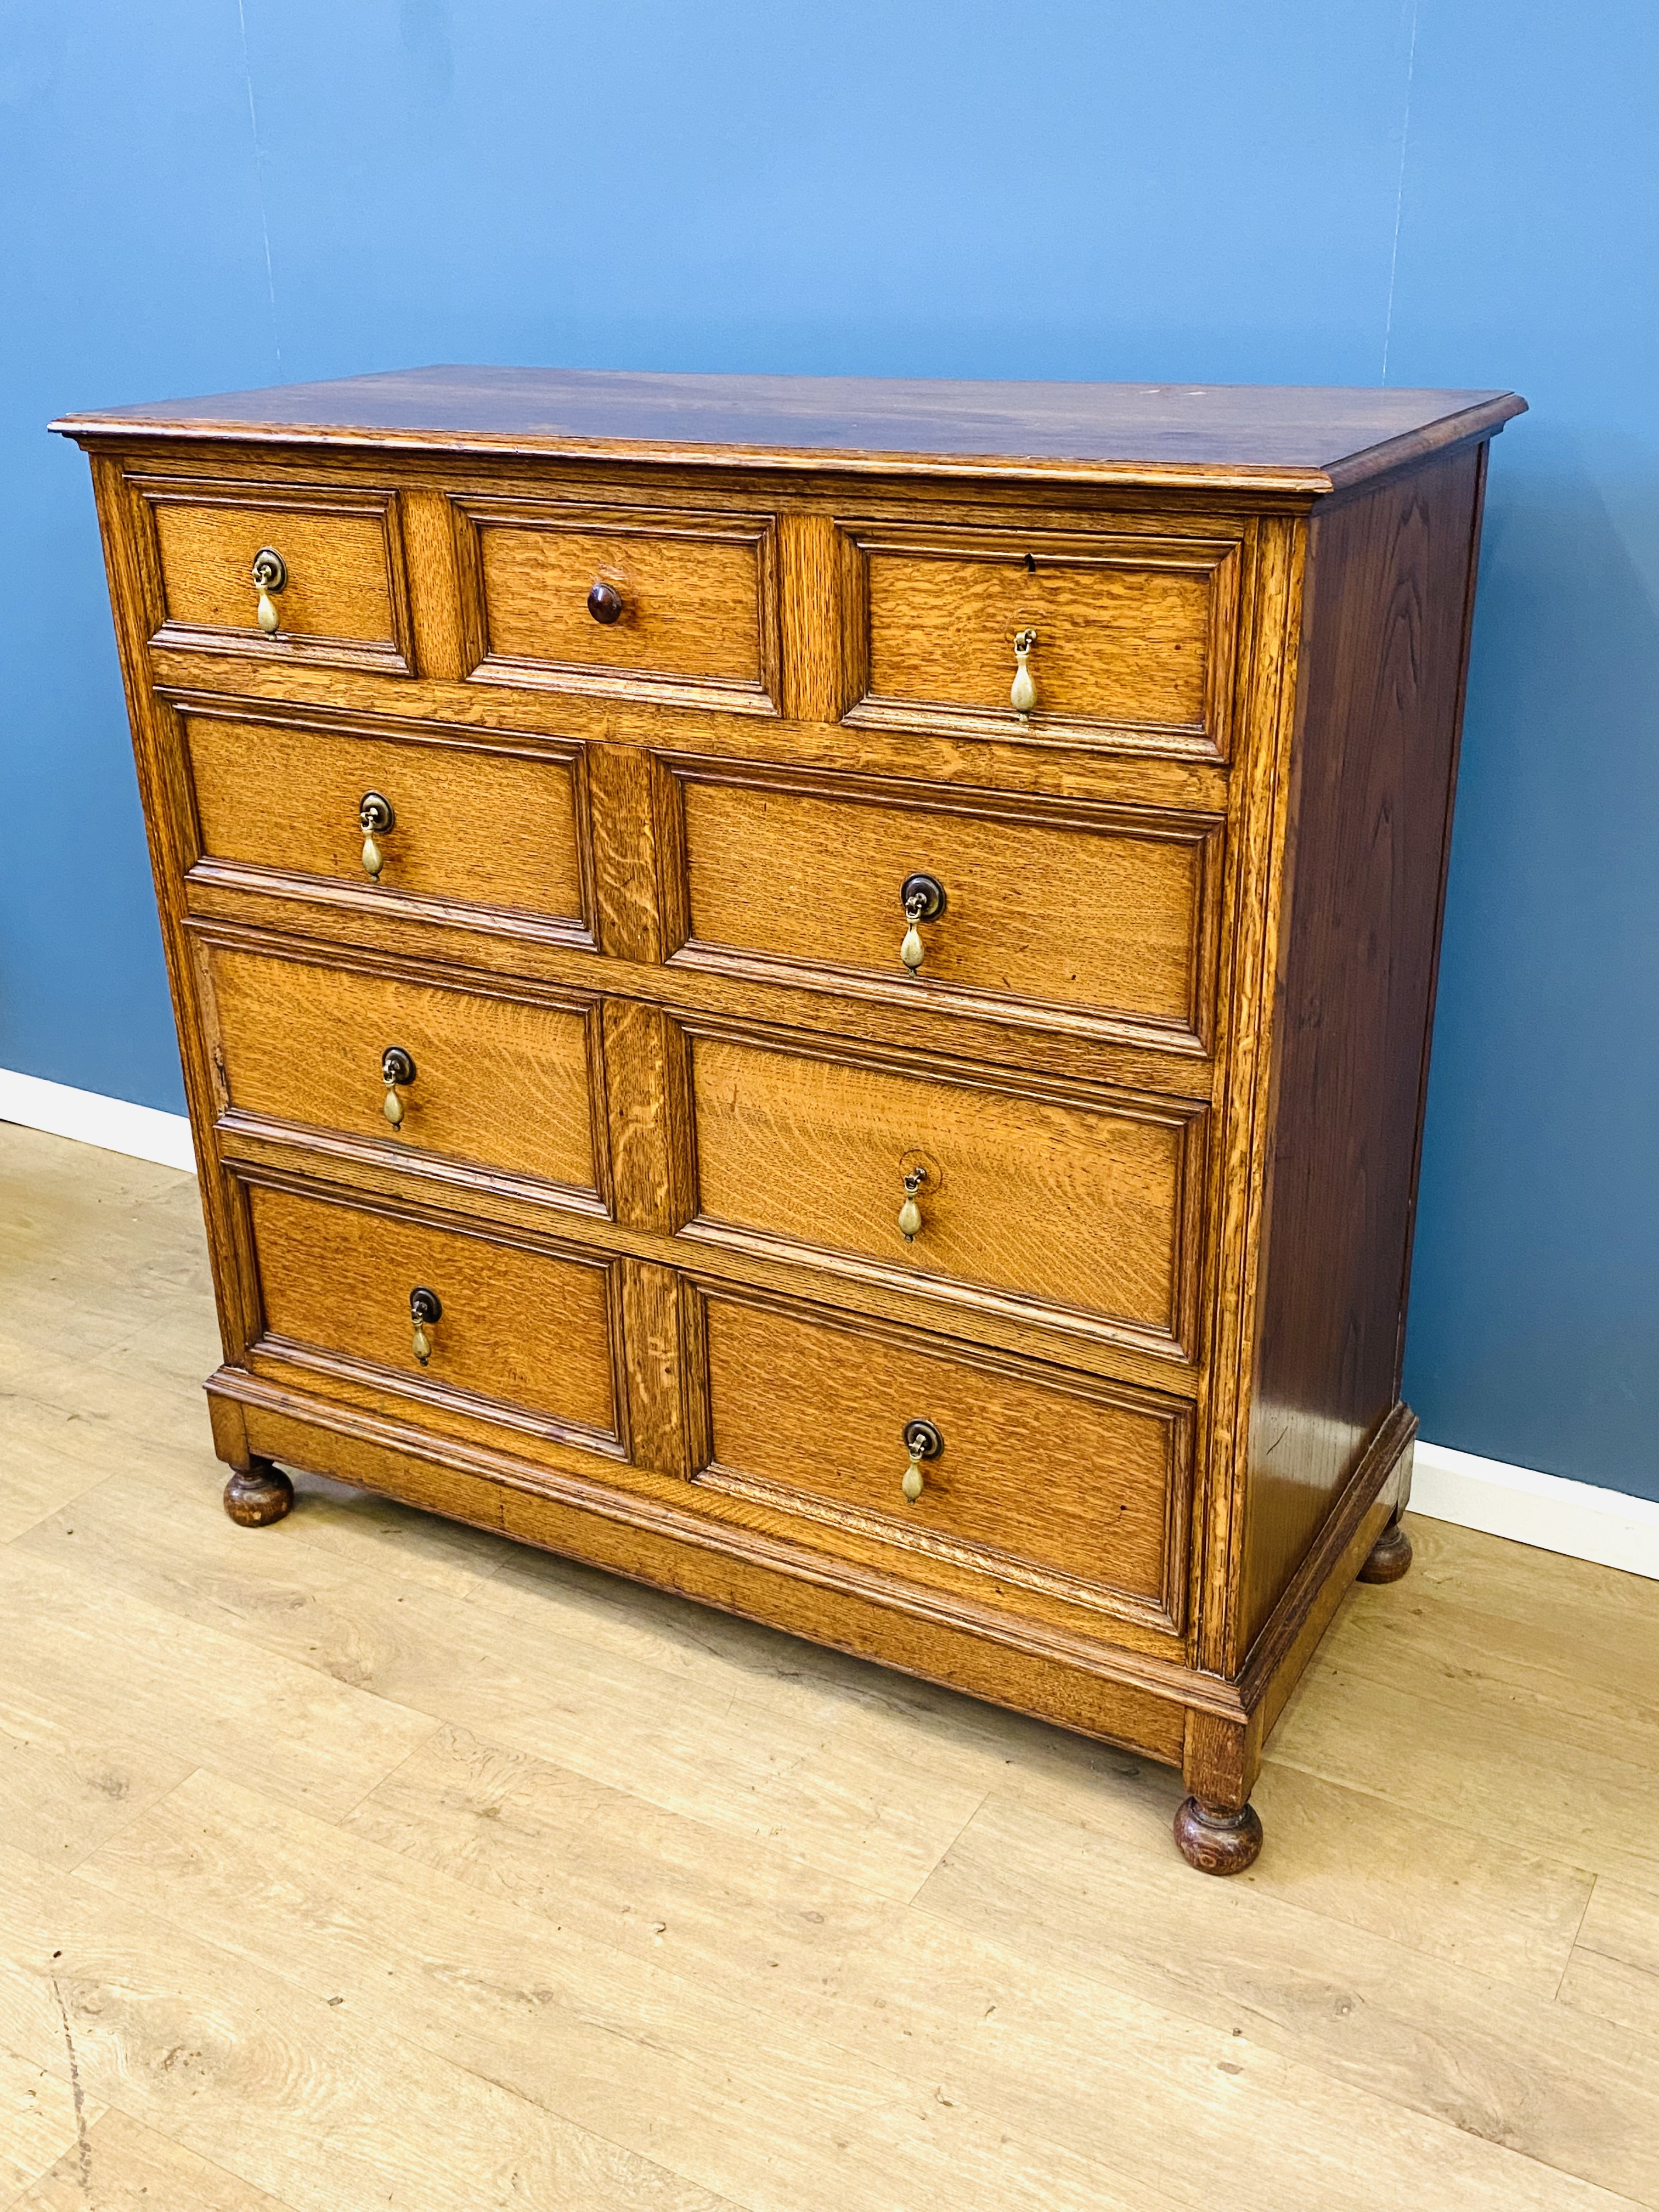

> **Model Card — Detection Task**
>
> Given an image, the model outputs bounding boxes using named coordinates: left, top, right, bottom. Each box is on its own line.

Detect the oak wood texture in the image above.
left=5, top=1122, right=1659, bottom=2212
left=57, top=372, right=1525, bottom=1874
left=844, top=519, right=1237, bottom=752
left=1240, top=445, right=1487, bottom=1645
left=681, top=1024, right=1203, bottom=1358
left=661, top=755, right=1222, bottom=1053
left=692, top=1285, right=1190, bottom=1633
left=244, top=1177, right=623, bottom=1456
left=197, top=930, right=606, bottom=1207
left=173, top=693, right=595, bottom=939
left=453, top=494, right=782, bottom=713
left=135, top=473, right=414, bottom=675
left=54, top=365, right=1526, bottom=493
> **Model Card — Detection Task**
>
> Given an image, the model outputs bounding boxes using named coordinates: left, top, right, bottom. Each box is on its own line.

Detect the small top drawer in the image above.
left=136, top=476, right=414, bottom=672
left=453, top=496, right=780, bottom=712
left=842, top=518, right=1240, bottom=755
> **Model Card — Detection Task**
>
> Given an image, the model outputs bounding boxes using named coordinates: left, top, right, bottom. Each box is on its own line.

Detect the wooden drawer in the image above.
left=245, top=1180, right=621, bottom=1452
left=453, top=495, right=780, bottom=711
left=693, top=1287, right=1189, bottom=1633
left=681, top=1026, right=1204, bottom=1359
left=200, top=938, right=606, bottom=1210
left=136, top=476, right=413, bottom=672
left=663, top=758, right=1223, bottom=1052
left=173, top=698, right=593, bottom=941
left=841, top=518, right=1240, bottom=754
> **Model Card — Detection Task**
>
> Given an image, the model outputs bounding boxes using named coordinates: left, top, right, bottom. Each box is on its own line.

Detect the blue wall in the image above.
left=3, top=3, right=1654, bottom=1498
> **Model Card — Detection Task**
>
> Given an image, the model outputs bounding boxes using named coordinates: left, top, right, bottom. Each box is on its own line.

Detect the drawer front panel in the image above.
left=844, top=522, right=1239, bottom=752
left=205, top=943, right=603, bottom=1205
left=696, top=1289, right=1189, bottom=1630
left=178, top=703, right=591, bottom=936
left=456, top=498, right=779, bottom=709
left=247, top=1181, right=620, bottom=1444
left=668, top=760, right=1221, bottom=1050
left=685, top=1030, right=1201, bottom=1356
left=140, top=479, right=411, bottom=670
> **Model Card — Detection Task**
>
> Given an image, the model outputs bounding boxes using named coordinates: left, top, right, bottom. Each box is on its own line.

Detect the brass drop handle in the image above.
left=1011, top=628, right=1037, bottom=716
left=381, top=1046, right=415, bottom=1129
left=409, top=1285, right=442, bottom=1365
left=898, top=1164, right=927, bottom=1242
left=899, top=873, right=945, bottom=972
left=901, top=1419, right=942, bottom=1504
left=587, top=579, right=625, bottom=625
left=359, top=792, right=394, bottom=879
left=252, top=546, right=287, bottom=634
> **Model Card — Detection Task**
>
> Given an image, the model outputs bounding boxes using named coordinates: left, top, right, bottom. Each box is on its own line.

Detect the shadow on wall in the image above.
left=1405, top=424, right=1659, bottom=1498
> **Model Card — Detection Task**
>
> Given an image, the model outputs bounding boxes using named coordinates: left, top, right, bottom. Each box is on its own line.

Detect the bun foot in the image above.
left=223, top=1458, right=294, bottom=1527
left=1358, top=1518, right=1413, bottom=1584
left=1174, top=1796, right=1263, bottom=1876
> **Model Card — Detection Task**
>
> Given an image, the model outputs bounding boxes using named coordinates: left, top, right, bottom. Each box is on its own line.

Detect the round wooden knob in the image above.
left=587, top=580, right=625, bottom=625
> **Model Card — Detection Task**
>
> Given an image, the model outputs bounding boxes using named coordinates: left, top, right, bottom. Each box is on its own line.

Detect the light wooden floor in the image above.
left=2, top=1124, right=1657, bottom=2212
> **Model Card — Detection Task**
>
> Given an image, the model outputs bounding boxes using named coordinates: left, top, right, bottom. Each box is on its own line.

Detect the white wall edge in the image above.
left=1412, top=1438, right=1659, bottom=1582
left=0, top=1067, right=196, bottom=1174
left=4, top=1069, right=1656, bottom=1581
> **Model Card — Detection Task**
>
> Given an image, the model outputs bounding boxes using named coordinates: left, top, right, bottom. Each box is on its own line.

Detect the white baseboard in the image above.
left=1412, top=1439, right=1659, bottom=1582
left=0, top=1066, right=196, bottom=1173
left=3, top=1065, right=1656, bottom=1580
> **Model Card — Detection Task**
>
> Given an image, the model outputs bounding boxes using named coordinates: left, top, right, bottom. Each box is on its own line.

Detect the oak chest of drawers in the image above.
left=57, top=368, right=1525, bottom=1872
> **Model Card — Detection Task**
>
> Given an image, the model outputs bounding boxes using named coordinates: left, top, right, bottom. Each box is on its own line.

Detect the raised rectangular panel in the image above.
left=842, top=520, right=1241, bottom=755
left=137, top=475, right=414, bottom=674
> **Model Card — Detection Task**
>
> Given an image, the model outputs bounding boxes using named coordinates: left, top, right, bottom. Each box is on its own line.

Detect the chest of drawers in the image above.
left=57, top=369, right=1524, bottom=1873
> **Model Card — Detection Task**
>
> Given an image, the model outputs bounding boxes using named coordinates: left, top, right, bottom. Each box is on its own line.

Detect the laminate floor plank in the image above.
left=15, top=1465, right=992, bottom=1901
left=0, top=1544, right=438, bottom=1823
left=0, top=1838, right=737, bottom=2212
left=915, top=1778, right=1658, bottom=2207
left=5, top=1121, right=1659, bottom=2210
left=5, top=2106, right=296, bottom=2212
left=0, top=2044, right=102, bottom=2208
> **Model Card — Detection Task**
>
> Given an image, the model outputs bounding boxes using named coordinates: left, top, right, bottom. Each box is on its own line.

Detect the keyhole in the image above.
left=1024, top=552, right=1037, bottom=573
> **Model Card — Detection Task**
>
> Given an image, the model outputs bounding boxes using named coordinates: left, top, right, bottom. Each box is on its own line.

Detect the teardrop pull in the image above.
left=383, top=1089, right=404, bottom=1127
left=900, top=920, right=924, bottom=970
left=1011, top=628, right=1037, bottom=716
left=362, top=833, right=383, bottom=878
left=899, top=1418, right=941, bottom=1504
left=412, top=1322, right=431, bottom=1364
left=257, top=589, right=280, bottom=634
left=898, top=1164, right=927, bottom=1242
left=358, top=792, right=394, bottom=879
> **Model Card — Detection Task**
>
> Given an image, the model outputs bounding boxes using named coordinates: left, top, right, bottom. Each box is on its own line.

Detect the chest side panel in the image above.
left=1240, top=445, right=1488, bottom=1651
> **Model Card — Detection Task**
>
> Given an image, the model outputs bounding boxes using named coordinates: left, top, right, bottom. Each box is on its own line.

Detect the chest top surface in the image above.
left=53, top=366, right=1525, bottom=494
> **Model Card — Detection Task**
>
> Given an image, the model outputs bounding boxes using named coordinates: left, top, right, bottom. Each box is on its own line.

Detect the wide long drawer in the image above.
left=680, top=1024, right=1205, bottom=1360
left=692, top=1285, right=1190, bottom=1634
left=662, top=757, right=1222, bottom=1051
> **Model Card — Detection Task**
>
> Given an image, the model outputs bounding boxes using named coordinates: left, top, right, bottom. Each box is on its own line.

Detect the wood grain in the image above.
left=53, top=366, right=1526, bottom=494
left=850, top=522, right=1231, bottom=746
left=1243, top=447, right=1487, bottom=1644
left=684, top=1027, right=1199, bottom=1353
left=9, top=1127, right=1659, bottom=2212
left=245, top=1178, right=622, bottom=1447
left=200, top=935, right=603, bottom=1200
left=178, top=697, right=591, bottom=930
left=459, top=496, right=779, bottom=709
left=138, top=476, right=411, bottom=673
left=669, top=759, right=1221, bottom=1049
left=696, top=1286, right=1187, bottom=1627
